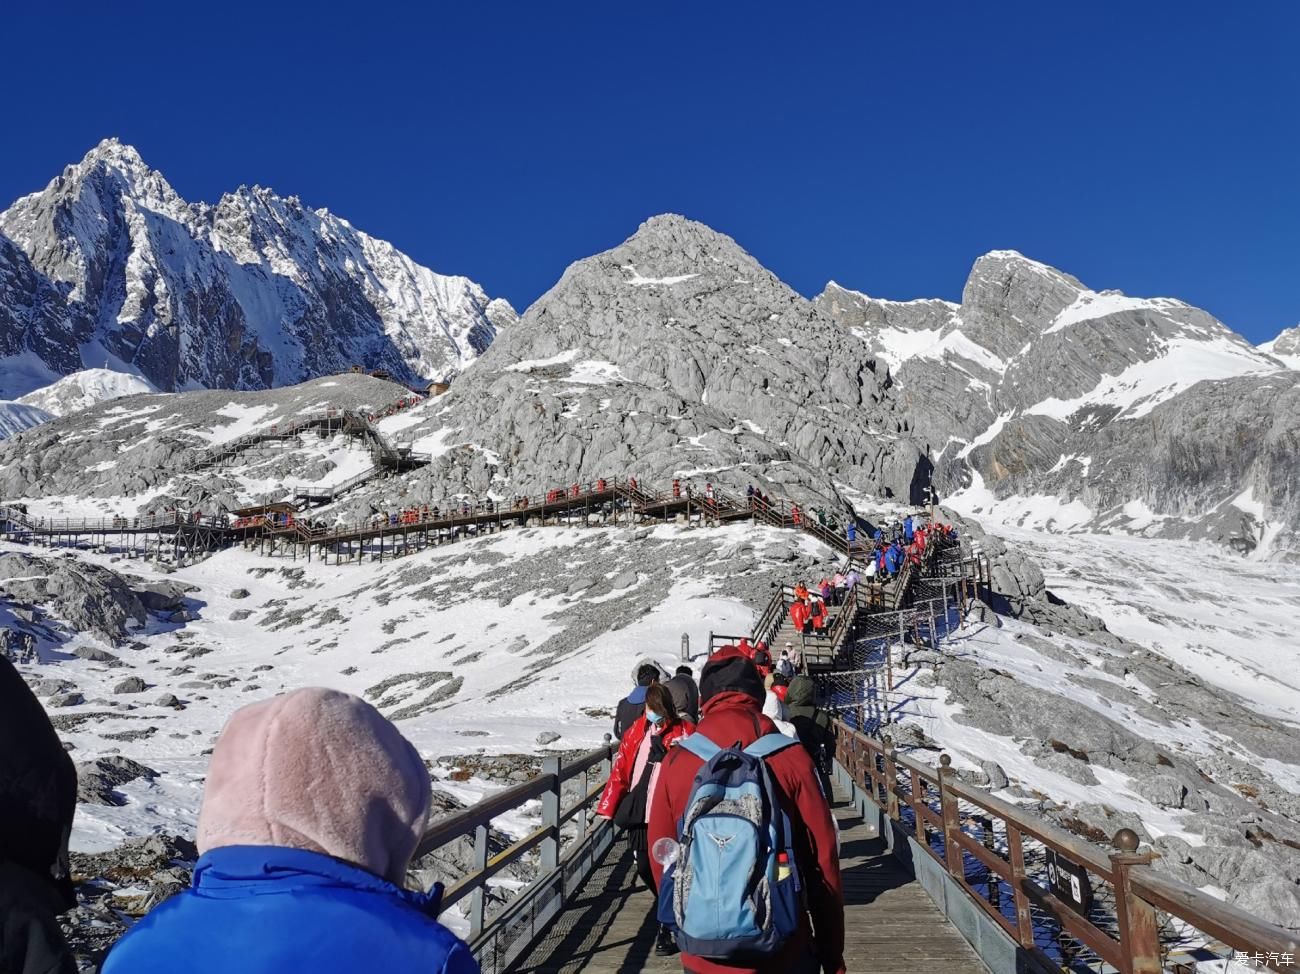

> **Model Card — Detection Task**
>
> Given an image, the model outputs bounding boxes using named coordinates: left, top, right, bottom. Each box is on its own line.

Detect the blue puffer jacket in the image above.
left=102, top=846, right=478, bottom=974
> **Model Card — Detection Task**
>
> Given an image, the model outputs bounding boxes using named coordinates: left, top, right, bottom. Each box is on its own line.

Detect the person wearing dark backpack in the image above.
left=647, top=648, right=844, bottom=974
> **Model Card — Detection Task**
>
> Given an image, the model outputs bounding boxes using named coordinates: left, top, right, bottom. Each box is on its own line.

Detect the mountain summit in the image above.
left=0, top=139, right=513, bottom=397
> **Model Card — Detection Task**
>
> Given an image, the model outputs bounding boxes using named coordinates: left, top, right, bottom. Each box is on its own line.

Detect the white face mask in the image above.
left=645, top=709, right=664, bottom=725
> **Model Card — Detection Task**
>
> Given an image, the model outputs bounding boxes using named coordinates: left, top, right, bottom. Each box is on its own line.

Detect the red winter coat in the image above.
left=789, top=600, right=810, bottom=633
left=595, top=715, right=695, bottom=819
left=648, top=692, right=845, bottom=974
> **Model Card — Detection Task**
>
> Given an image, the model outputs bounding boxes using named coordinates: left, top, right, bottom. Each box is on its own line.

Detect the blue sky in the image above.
left=4, top=2, right=1297, bottom=342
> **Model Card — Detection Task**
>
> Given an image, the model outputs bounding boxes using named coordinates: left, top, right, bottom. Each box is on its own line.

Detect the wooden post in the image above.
left=541, top=756, right=561, bottom=874
left=910, top=767, right=925, bottom=843
left=1111, top=829, right=1162, bottom=974
left=881, top=737, right=900, bottom=820
left=1005, top=826, right=1036, bottom=948
left=939, top=755, right=963, bottom=881
left=469, top=823, right=489, bottom=938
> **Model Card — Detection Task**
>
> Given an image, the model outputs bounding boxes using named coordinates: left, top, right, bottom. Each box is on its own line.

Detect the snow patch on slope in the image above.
left=0, top=401, right=54, bottom=439
left=1025, top=337, right=1280, bottom=421
left=18, top=369, right=158, bottom=418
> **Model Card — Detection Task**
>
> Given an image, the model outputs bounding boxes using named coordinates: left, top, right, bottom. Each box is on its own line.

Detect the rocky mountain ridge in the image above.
left=0, top=139, right=514, bottom=398
left=816, top=253, right=1300, bottom=558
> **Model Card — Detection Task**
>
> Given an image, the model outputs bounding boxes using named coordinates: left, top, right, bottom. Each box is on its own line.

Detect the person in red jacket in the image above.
left=648, top=648, right=845, bottom=974
left=597, top=683, right=696, bottom=956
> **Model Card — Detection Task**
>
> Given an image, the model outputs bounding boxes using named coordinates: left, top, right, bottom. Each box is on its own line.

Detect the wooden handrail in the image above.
left=834, top=723, right=1300, bottom=973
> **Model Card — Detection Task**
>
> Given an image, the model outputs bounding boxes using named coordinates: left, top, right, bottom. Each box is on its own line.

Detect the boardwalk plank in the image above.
left=507, top=787, right=989, bottom=973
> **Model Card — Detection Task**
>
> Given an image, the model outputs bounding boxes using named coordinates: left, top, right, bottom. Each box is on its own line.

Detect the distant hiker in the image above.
left=789, top=599, right=811, bottom=635
left=705, top=482, right=714, bottom=502
left=818, top=578, right=832, bottom=604
left=785, top=675, right=834, bottom=797
left=903, top=515, right=915, bottom=544
left=647, top=648, right=845, bottom=974
left=745, top=485, right=755, bottom=506
left=752, top=643, right=773, bottom=679
left=101, top=688, right=477, bottom=974
left=672, top=479, right=681, bottom=499
left=776, top=648, right=796, bottom=680
left=666, top=666, right=700, bottom=724
left=596, top=683, right=694, bottom=957
left=790, top=503, right=801, bottom=525
left=615, top=661, right=666, bottom=740
left=846, top=521, right=856, bottom=545
left=810, top=601, right=830, bottom=636
left=0, top=657, right=78, bottom=974
left=793, top=581, right=809, bottom=603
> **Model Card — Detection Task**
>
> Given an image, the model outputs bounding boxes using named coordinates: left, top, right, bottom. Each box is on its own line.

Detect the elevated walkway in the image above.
left=507, top=783, right=987, bottom=974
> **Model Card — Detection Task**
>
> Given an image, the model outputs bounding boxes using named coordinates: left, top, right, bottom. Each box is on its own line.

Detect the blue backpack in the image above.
left=656, top=732, right=803, bottom=959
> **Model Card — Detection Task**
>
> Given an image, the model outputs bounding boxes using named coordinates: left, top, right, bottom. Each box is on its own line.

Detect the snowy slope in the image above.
left=0, top=139, right=513, bottom=396
left=18, top=368, right=157, bottom=417
left=0, top=400, right=53, bottom=439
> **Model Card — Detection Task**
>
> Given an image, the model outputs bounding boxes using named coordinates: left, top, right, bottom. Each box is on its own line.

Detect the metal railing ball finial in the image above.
left=939, top=753, right=952, bottom=769
left=603, top=733, right=612, bottom=744
left=1113, top=828, right=1140, bottom=852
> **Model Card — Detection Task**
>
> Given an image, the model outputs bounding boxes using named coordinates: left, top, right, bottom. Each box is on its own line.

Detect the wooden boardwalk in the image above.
left=509, top=788, right=989, bottom=973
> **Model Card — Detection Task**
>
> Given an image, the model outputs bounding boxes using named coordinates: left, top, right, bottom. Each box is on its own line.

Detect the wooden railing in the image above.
left=413, top=743, right=615, bottom=974
left=834, top=725, right=1299, bottom=973
left=0, top=506, right=228, bottom=534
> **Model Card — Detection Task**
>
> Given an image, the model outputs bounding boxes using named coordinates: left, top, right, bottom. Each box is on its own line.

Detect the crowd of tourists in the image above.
left=2, top=638, right=846, bottom=974
left=604, top=649, right=845, bottom=973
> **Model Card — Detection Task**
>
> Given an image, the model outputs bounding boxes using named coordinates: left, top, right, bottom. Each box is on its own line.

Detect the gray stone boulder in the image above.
left=979, top=760, right=1009, bottom=791
left=130, top=578, right=197, bottom=614
left=73, top=646, right=123, bottom=665
left=229, top=588, right=251, bottom=600
left=0, top=553, right=146, bottom=644
left=536, top=731, right=562, bottom=746
left=154, top=693, right=183, bottom=709
left=49, top=691, right=85, bottom=708
left=76, top=755, right=158, bottom=805
left=113, top=676, right=148, bottom=694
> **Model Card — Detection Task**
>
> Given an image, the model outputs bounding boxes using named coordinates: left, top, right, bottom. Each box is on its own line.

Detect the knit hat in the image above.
left=197, top=688, right=432, bottom=885
left=699, top=647, right=765, bottom=704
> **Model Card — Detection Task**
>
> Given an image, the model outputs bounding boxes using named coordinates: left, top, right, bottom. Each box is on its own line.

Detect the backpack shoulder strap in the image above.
left=743, top=733, right=799, bottom=760
left=677, top=732, right=721, bottom=762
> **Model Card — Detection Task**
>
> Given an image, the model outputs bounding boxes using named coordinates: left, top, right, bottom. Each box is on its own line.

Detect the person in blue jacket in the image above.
left=103, top=687, right=477, bottom=974
left=884, top=542, right=903, bottom=577
left=903, top=515, right=915, bottom=544
left=846, top=521, right=857, bottom=545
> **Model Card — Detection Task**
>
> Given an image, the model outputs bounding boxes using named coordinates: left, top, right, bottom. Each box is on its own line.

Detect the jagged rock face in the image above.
left=386, top=214, right=927, bottom=510
left=1262, top=324, right=1300, bottom=369
left=0, top=139, right=513, bottom=397
left=816, top=252, right=1299, bottom=557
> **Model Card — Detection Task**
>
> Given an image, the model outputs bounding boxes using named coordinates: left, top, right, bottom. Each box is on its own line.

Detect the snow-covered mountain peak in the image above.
left=0, top=141, right=510, bottom=395
left=18, top=368, right=158, bottom=418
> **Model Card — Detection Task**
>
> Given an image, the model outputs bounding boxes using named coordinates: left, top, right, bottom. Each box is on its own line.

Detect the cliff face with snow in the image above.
left=374, top=214, right=928, bottom=512
left=816, top=253, right=1300, bottom=557
left=0, top=139, right=513, bottom=398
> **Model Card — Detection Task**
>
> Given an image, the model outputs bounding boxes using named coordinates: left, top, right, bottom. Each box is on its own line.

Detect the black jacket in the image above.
left=613, top=686, right=648, bottom=740
left=0, top=658, right=78, bottom=974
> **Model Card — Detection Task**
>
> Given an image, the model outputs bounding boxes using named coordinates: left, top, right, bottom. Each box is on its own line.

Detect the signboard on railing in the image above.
left=1046, top=848, right=1093, bottom=913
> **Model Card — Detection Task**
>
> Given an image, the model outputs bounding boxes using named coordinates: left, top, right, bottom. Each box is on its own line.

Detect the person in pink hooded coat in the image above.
left=103, top=688, right=476, bottom=974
